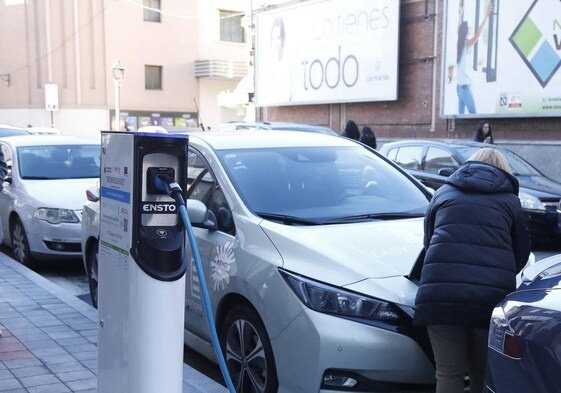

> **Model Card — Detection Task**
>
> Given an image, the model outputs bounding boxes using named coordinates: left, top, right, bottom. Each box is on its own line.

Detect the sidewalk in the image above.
left=0, top=253, right=227, bottom=393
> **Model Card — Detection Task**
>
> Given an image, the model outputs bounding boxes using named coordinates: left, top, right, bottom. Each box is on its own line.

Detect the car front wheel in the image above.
left=10, top=217, right=33, bottom=267
left=86, top=240, right=99, bottom=309
left=220, top=304, right=278, bottom=393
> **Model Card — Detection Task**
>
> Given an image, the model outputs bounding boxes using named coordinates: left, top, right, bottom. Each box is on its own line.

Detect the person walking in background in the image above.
left=454, top=1, right=493, bottom=114
left=472, top=119, right=494, bottom=143
left=360, top=126, right=377, bottom=149
left=414, top=148, right=531, bottom=393
left=343, top=120, right=360, bottom=140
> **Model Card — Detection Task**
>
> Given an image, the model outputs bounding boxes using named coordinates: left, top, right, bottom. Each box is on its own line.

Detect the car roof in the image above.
left=0, top=135, right=100, bottom=147
left=382, top=139, right=488, bottom=150
left=26, top=127, right=61, bottom=135
left=187, top=130, right=352, bottom=150
left=217, top=121, right=338, bottom=134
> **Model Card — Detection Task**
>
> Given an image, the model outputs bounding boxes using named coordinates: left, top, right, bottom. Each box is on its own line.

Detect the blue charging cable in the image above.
left=153, top=175, right=236, bottom=393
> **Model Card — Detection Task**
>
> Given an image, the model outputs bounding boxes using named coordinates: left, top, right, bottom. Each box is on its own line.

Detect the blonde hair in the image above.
left=468, top=148, right=512, bottom=174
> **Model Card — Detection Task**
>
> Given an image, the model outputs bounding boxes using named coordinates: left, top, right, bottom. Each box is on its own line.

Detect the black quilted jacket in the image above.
left=414, top=161, right=531, bottom=329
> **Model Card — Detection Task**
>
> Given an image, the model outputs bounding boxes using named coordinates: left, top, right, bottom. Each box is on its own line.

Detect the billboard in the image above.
left=442, top=0, right=561, bottom=118
left=254, top=0, right=400, bottom=107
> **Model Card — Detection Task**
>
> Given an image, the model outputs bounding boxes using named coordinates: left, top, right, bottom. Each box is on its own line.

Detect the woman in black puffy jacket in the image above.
left=414, top=147, right=531, bottom=393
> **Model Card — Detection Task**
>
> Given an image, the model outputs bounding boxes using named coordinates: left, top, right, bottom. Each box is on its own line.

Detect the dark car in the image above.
left=486, top=254, right=561, bottom=393
left=379, top=139, right=561, bottom=243
left=216, top=121, right=339, bottom=135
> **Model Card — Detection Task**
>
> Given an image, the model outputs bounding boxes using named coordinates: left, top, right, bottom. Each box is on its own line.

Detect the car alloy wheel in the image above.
left=10, top=217, right=33, bottom=267
left=221, top=305, right=278, bottom=393
left=87, top=241, right=99, bottom=309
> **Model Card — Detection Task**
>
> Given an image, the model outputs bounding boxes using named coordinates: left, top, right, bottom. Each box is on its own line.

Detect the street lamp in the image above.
left=111, top=59, right=125, bottom=130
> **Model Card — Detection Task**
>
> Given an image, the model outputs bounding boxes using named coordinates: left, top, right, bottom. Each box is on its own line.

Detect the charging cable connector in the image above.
left=153, top=174, right=185, bottom=206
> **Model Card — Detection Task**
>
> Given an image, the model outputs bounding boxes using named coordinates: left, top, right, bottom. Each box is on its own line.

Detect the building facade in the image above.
left=2, top=0, right=561, bottom=154
left=0, top=0, right=252, bottom=137
left=257, top=0, right=561, bottom=143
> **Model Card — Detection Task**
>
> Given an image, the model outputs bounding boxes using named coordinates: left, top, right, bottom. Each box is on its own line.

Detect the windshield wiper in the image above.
left=255, top=212, right=322, bottom=226
left=325, top=212, right=425, bottom=224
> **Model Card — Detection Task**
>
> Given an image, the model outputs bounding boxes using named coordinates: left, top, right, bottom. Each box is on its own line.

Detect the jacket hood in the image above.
left=446, top=161, right=519, bottom=195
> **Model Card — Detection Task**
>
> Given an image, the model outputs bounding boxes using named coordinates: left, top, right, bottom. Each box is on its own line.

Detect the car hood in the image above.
left=518, top=175, right=561, bottom=197
left=260, top=218, right=424, bottom=284
left=22, top=179, right=97, bottom=209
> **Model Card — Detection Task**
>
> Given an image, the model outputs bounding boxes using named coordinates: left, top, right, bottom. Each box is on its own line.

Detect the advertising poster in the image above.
left=255, top=0, right=400, bottom=107
left=442, top=0, right=561, bottom=117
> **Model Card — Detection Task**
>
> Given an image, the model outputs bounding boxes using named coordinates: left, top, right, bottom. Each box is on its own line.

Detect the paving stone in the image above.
left=0, top=377, right=24, bottom=391
left=20, top=374, right=62, bottom=388
left=10, top=365, right=51, bottom=379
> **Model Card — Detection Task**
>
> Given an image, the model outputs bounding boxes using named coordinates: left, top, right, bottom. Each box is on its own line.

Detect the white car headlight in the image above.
left=35, top=208, right=79, bottom=224
left=518, top=191, right=545, bottom=211
left=280, top=269, right=406, bottom=324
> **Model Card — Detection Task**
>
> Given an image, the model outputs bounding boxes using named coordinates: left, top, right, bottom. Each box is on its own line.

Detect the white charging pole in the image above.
left=97, top=131, right=188, bottom=393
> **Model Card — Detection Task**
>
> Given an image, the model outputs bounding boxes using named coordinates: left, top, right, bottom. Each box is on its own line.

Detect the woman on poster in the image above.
left=455, top=1, right=493, bottom=114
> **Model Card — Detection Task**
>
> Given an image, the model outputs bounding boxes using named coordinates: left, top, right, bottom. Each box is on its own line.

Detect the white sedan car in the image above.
left=82, top=131, right=437, bottom=392
left=0, top=135, right=100, bottom=266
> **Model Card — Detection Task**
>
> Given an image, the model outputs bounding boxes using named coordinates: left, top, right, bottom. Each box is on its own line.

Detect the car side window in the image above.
left=186, top=148, right=235, bottom=236
left=394, top=146, right=423, bottom=170
left=424, top=147, right=459, bottom=174
left=386, top=148, right=398, bottom=162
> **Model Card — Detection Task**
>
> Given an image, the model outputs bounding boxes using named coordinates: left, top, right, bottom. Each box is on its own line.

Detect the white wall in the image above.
left=0, top=108, right=108, bottom=138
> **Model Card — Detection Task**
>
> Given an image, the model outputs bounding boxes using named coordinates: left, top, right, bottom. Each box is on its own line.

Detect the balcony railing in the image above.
left=195, top=59, right=248, bottom=80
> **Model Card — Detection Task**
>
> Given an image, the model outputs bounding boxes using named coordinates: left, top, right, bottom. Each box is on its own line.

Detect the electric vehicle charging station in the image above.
left=97, top=131, right=188, bottom=393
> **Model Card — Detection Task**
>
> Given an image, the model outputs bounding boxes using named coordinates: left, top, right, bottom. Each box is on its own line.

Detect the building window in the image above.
left=143, top=0, right=161, bottom=23
left=220, top=10, right=245, bottom=43
left=145, top=65, right=162, bottom=90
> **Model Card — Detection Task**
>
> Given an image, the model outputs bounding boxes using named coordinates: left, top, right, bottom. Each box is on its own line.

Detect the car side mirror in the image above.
left=438, top=167, right=456, bottom=177
left=186, top=199, right=218, bottom=231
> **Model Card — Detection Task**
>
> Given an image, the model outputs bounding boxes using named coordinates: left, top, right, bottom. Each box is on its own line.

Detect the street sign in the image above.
left=45, top=83, right=59, bottom=111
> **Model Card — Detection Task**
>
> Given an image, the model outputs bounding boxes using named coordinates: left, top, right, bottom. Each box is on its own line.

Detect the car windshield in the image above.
left=456, top=146, right=540, bottom=176
left=218, top=145, right=429, bottom=224
left=18, top=145, right=101, bottom=179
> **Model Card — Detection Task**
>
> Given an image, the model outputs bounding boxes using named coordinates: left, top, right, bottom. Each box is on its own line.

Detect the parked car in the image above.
left=486, top=253, right=561, bottom=393
left=83, top=130, right=440, bottom=392
left=0, top=135, right=100, bottom=266
left=379, top=139, right=561, bottom=243
left=0, top=124, right=32, bottom=137
left=216, top=121, right=339, bottom=135
left=136, top=125, right=202, bottom=134
left=26, top=126, right=61, bottom=135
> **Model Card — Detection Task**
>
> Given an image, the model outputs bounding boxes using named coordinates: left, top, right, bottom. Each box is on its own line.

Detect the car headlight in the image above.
left=35, top=208, right=79, bottom=224
left=518, top=191, right=545, bottom=211
left=279, top=269, right=406, bottom=324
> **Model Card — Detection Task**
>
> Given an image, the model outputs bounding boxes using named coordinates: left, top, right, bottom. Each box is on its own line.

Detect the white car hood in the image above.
left=260, top=218, right=424, bottom=286
left=22, top=179, right=97, bottom=209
